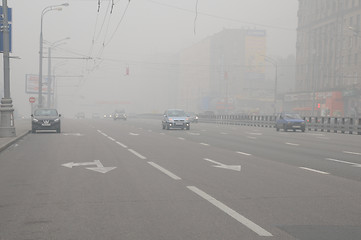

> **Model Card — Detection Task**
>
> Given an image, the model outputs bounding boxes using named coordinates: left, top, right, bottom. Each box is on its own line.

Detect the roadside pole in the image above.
left=0, top=0, right=15, bottom=137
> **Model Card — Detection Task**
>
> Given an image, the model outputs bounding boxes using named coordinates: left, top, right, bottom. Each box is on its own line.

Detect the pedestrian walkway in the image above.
left=0, top=119, right=30, bottom=152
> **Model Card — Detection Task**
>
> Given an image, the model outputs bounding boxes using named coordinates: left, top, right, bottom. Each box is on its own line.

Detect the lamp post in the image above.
left=38, top=3, right=69, bottom=108
left=46, top=37, right=70, bottom=108
left=264, top=56, right=278, bottom=115
left=0, top=0, right=15, bottom=137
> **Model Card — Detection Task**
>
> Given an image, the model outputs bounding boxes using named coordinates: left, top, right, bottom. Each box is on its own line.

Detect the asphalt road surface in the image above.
left=0, top=117, right=360, bottom=240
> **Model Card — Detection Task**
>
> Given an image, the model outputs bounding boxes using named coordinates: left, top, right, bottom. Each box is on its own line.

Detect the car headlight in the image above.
left=54, top=118, right=60, bottom=122
left=195, top=116, right=199, bottom=120
left=32, top=118, right=39, bottom=123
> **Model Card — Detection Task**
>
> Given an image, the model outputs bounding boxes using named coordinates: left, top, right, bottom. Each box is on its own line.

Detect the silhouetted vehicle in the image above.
left=31, top=108, right=61, bottom=133
left=162, top=109, right=190, bottom=130
left=187, top=112, right=199, bottom=123
left=275, top=112, right=305, bottom=132
left=113, top=110, right=127, bottom=120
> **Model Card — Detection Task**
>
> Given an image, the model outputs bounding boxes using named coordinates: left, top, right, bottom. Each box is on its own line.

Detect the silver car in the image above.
left=162, top=109, right=190, bottom=130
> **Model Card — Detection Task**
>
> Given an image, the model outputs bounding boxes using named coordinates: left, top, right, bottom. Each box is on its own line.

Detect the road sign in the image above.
left=0, top=7, right=12, bottom=52
left=29, top=97, right=36, bottom=103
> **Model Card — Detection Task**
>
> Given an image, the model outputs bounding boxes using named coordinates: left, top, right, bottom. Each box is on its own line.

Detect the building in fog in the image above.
left=293, top=0, right=361, bottom=117
left=178, top=28, right=270, bottom=114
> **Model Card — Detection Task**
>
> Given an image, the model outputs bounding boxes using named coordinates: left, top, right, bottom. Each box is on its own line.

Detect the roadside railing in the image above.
left=199, top=114, right=361, bottom=135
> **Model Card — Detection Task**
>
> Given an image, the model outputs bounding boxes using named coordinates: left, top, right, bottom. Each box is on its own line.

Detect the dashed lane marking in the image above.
left=128, top=149, right=147, bottom=160
left=187, top=186, right=273, bottom=237
left=299, top=167, right=329, bottom=175
left=148, top=162, right=182, bottom=180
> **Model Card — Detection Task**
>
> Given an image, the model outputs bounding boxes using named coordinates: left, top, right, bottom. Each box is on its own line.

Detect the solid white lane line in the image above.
left=128, top=149, right=147, bottom=160
left=325, top=158, right=360, bottom=166
left=200, top=143, right=209, bottom=146
left=285, top=142, right=299, bottom=146
left=108, top=137, right=115, bottom=141
left=97, top=130, right=102, bottom=133
left=148, top=162, right=181, bottom=180
left=237, top=151, right=252, bottom=156
left=101, top=133, right=108, bottom=137
left=178, top=137, right=185, bottom=140
left=343, top=151, right=361, bottom=156
left=116, top=141, right=128, bottom=148
left=129, top=132, right=139, bottom=136
left=299, top=167, right=329, bottom=175
left=187, top=186, right=273, bottom=237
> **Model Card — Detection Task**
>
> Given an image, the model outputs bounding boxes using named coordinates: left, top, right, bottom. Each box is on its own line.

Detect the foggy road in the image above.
left=0, top=118, right=361, bottom=240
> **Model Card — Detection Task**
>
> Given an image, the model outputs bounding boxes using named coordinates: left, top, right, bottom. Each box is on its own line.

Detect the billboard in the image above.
left=25, top=74, right=54, bottom=94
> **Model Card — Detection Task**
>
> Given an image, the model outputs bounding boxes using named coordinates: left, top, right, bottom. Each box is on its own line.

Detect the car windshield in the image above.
left=284, top=113, right=301, bottom=119
left=34, top=109, right=58, bottom=117
left=167, top=110, right=186, bottom=117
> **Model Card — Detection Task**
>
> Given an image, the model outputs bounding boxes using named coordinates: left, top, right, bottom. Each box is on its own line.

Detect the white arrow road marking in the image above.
left=129, top=132, right=139, bottom=136
left=325, top=158, right=361, bottom=167
left=62, top=160, right=116, bottom=173
left=343, top=151, right=361, bottom=156
left=187, top=186, right=272, bottom=237
left=86, top=160, right=117, bottom=173
left=204, top=158, right=241, bottom=171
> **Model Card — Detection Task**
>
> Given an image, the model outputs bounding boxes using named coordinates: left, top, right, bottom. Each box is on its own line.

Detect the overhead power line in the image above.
left=147, top=0, right=295, bottom=31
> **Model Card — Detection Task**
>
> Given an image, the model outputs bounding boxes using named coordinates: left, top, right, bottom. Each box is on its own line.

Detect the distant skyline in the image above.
left=1, top=0, right=298, bottom=116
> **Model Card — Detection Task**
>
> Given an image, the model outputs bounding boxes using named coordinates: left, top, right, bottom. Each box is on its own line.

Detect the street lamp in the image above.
left=45, top=37, right=70, bottom=108
left=38, top=3, right=69, bottom=108
left=263, top=55, right=278, bottom=115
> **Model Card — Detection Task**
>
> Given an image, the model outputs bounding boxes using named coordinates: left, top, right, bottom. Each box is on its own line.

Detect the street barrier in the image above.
left=198, top=114, right=361, bottom=135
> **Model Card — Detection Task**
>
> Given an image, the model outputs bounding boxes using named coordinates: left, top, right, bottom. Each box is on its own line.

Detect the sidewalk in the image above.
left=0, top=119, right=31, bottom=152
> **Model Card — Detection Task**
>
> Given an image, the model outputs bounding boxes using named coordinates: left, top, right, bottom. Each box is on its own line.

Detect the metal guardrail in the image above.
left=199, top=115, right=361, bottom=135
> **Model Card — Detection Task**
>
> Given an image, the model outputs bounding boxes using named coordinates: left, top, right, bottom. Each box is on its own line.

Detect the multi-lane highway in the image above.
left=0, top=117, right=360, bottom=240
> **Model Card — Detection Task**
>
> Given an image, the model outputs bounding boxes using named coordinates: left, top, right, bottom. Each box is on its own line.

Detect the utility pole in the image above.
left=0, top=0, right=15, bottom=137
left=47, top=46, right=52, bottom=107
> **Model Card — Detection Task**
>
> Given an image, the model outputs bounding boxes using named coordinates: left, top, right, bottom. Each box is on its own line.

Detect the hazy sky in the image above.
left=1, top=0, right=298, bottom=116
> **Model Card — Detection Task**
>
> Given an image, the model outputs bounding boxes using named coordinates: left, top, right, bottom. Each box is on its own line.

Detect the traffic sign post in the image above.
left=29, top=97, right=36, bottom=115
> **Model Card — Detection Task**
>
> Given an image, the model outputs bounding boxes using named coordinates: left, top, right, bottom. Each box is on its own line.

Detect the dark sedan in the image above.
left=31, top=108, right=61, bottom=133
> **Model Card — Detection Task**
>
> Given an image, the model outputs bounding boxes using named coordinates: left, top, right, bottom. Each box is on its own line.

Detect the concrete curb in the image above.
left=0, top=130, right=31, bottom=153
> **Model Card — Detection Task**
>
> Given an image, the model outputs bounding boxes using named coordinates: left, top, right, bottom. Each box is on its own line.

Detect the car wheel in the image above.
left=276, top=127, right=279, bottom=131
left=32, top=128, right=36, bottom=133
left=186, top=126, right=190, bottom=130
left=166, top=124, right=170, bottom=130
left=293, top=129, right=296, bottom=132
left=302, top=128, right=305, bottom=132
left=283, top=124, right=287, bottom=132
left=57, top=126, right=61, bottom=133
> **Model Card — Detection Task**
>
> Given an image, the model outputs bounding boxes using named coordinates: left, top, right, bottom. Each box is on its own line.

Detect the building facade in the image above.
left=294, top=0, right=361, bottom=117
left=178, top=29, right=269, bottom=114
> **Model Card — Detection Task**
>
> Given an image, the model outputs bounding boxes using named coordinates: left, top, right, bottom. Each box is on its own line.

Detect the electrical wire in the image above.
left=194, top=0, right=198, bottom=35
left=147, top=0, right=295, bottom=31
